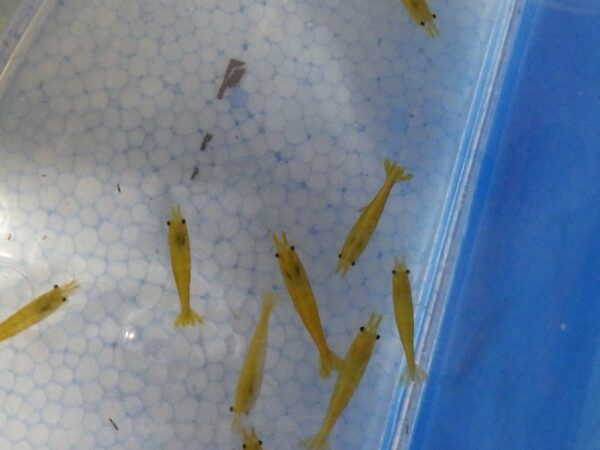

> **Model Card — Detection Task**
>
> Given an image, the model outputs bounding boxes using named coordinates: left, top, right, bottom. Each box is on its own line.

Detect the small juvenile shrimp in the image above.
left=299, top=313, right=383, bottom=450
left=0, top=281, right=79, bottom=342
left=167, top=205, right=203, bottom=327
left=337, top=159, right=412, bottom=275
left=392, top=257, right=427, bottom=383
left=231, top=292, right=277, bottom=432
left=401, top=0, right=439, bottom=37
left=272, top=232, right=342, bottom=379
left=240, top=426, right=263, bottom=450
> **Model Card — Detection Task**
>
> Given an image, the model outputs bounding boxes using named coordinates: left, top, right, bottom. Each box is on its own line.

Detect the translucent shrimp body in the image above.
left=231, top=293, right=277, bottom=432
left=167, top=205, right=203, bottom=327
left=401, top=0, right=439, bottom=37
left=272, top=232, right=342, bottom=379
left=392, top=257, right=427, bottom=383
left=0, top=281, right=79, bottom=342
left=336, top=159, right=412, bottom=275
left=299, top=313, right=383, bottom=450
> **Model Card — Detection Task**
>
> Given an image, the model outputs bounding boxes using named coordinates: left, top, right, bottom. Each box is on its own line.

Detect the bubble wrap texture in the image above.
left=0, top=0, right=501, bottom=448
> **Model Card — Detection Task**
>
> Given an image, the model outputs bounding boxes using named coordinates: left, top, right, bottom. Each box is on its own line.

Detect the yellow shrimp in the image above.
left=231, top=292, right=277, bottom=432
left=0, top=281, right=79, bottom=342
left=401, top=0, right=439, bottom=37
left=336, top=159, right=412, bottom=275
left=299, top=313, right=383, bottom=450
left=240, top=426, right=263, bottom=450
left=392, top=257, right=427, bottom=383
left=167, top=205, right=203, bottom=327
left=272, top=232, right=342, bottom=379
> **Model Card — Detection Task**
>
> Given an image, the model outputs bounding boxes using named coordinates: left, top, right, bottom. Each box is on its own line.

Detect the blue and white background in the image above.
left=0, top=0, right=503, bottom=448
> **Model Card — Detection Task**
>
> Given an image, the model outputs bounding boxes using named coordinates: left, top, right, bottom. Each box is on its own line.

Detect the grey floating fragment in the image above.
left=200, top=133, right=213, bottom=151
left=217, top=59, right=246, bottom=99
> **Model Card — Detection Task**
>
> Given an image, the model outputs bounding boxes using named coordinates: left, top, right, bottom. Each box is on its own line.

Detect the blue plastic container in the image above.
left=408, top=2, right=600, bottom=450
left=1, top=0, right=584, bottom=449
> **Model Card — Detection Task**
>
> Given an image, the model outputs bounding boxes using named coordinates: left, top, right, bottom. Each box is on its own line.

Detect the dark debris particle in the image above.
left=217, top=59, right=246, bottom=99
left=200, top=133, right=213, bottom=151
left=7, top=233, right=11, bottom=241
left=190, top=167, right=199, bottom=180
left=108, top=418, right=119, bottom=431
left=117, top=184, right=121, bottom=193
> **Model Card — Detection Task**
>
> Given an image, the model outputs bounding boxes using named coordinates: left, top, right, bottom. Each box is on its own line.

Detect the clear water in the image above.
left=0, top=0, right=506, bottom=448
left=0, top=0, right=22, bottom=34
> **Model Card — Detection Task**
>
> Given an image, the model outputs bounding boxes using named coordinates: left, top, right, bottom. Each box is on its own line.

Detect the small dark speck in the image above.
left=41, top=174, right=47, bottom=178
left=200, top=133, right=213, bottom=151
left=405, top=424, right=409, bottom=435
left=111, top=341, right=117, bottom=348
left=190, top=167, right=199, bottom=180
left=2, top=40, right=9, bottom=48
left=409, top=114, right=415, bottom=118
left=7, top=233, right=11, bottom=241
left=117, top=184, right=121, bottom=193
left=109, top=418, right=119, bottom=431
left=235, top=135, right=239, bottom=140
left=42, top=235, right=47, bottom=240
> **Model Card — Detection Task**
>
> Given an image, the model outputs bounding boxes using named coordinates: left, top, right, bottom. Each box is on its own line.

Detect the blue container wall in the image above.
left=412, top=2, right=600, bottom=450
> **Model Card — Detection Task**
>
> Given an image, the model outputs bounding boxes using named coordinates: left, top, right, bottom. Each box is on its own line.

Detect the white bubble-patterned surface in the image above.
left=0, top=0, right=504, bottom=448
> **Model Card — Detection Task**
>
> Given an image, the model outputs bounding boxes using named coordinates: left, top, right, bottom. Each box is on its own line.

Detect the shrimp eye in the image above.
left=181, top=219, right=186, bottom=224
left=376, top=334, right=380, bottom=340
left=275, top=253, right=279, bottom=258
left=351, top=261, right=356, bottom=266
left=243, top=445, right=247, bottom=449
left=406, top=269, right=410, bottom=274
left=360, top=326, right=365, bottom=332
left=290, top=245, right=295, bottom=251
left=392, top=269, right=396, bottom=274
left=53, top=284, right=58, bottom=289
left=229, top=406, right=233, bottom=412
left=420, top=21, right=425, bottom=26
left=338, top=254, right=342, bottom=258
left=433, top=13, right=437, bottom=18
left=167, top=221, right=171, bottom=226
left=62, top=297, right=67, bottom=302
left=259, top=441, right=263, bottom=445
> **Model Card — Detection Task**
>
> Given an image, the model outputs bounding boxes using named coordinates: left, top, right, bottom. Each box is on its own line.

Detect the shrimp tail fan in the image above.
left=319, top=350, right=343, bottom=379
left=384, top=159, right=412, bottom=184
left=399, top=365, right=428, bottom=384
left=174, top=308, right=203, bottom=327
left=299, top=433, right=331, bottom=450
